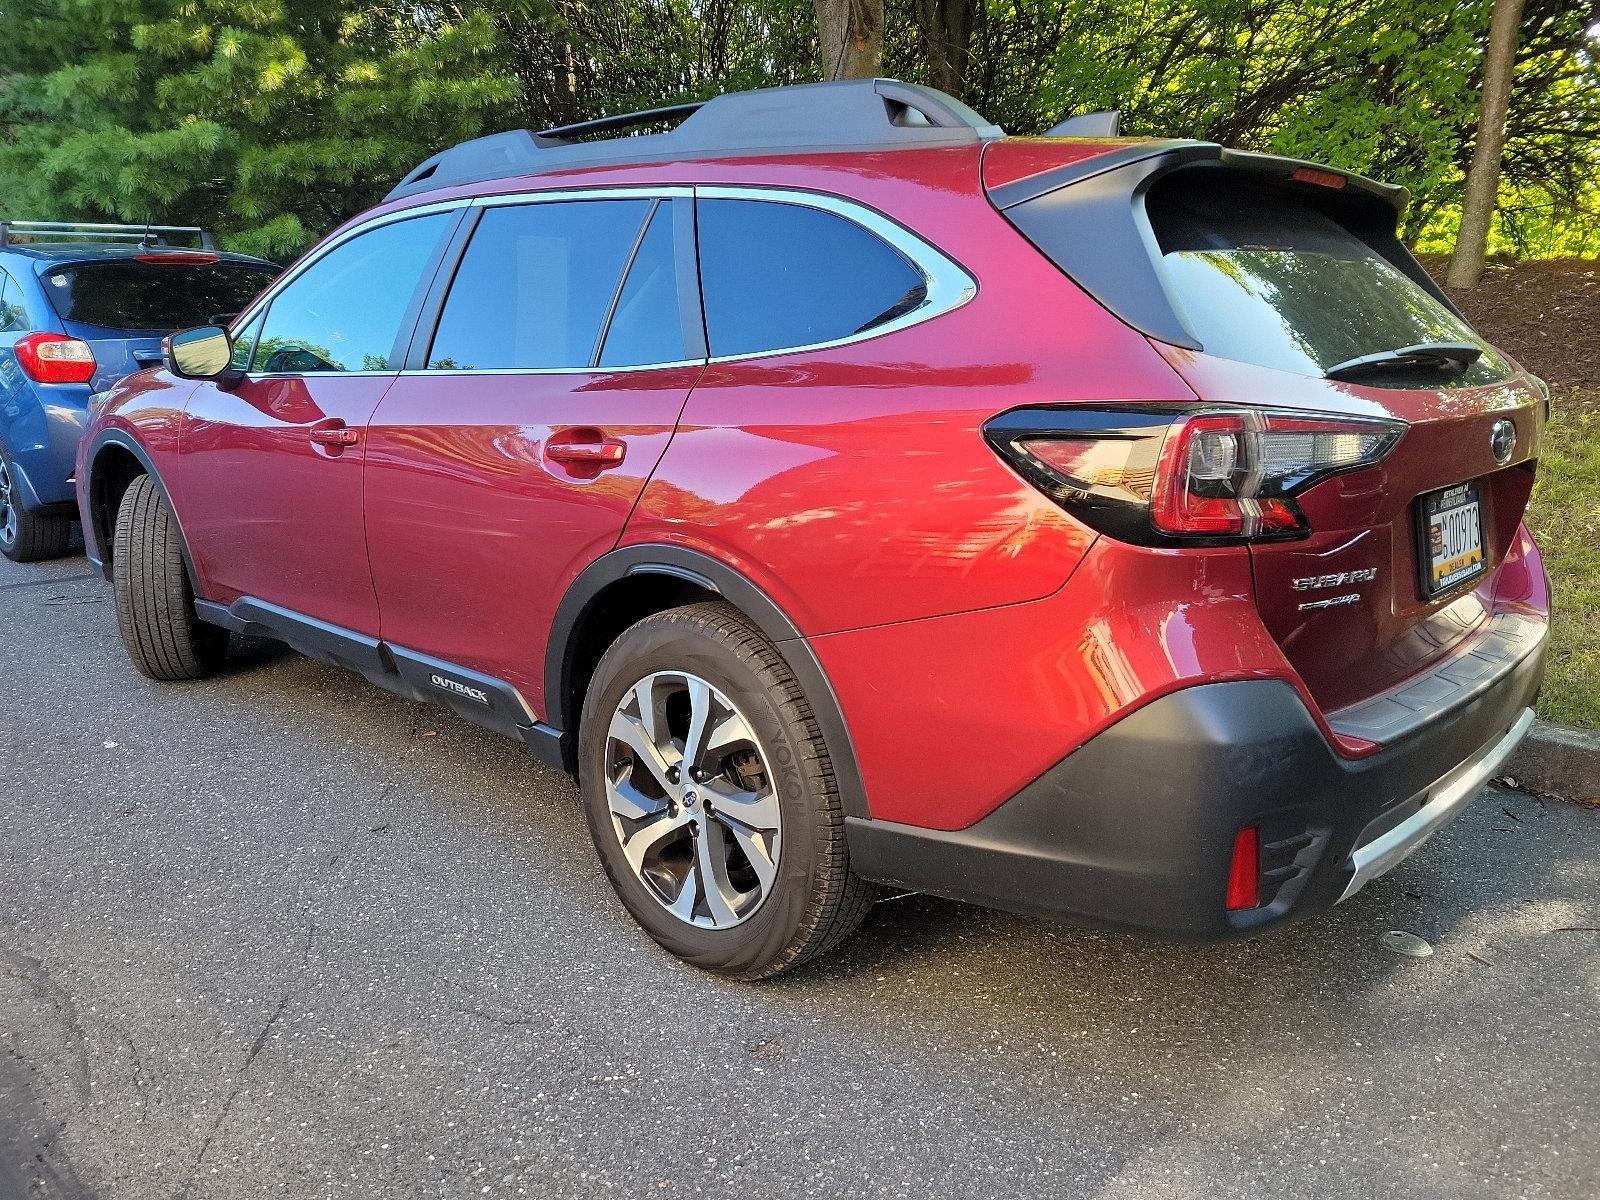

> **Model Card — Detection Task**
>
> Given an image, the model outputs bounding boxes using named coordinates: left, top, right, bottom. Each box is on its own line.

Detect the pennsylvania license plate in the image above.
left=1421, top=482, right=1486, bottom=597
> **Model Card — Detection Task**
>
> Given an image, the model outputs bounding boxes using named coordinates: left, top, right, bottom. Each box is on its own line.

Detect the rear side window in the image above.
left=427, top=199, right=651, bottom=371
left=0, top=269, right=30, bottom=333
left=41, top=260, right=278, bottom=333
left=696, top=199, right=927, bottom=357
left=1148, top=179, right=1510, bottom=386
left=253, top=213, right=450, bottom=374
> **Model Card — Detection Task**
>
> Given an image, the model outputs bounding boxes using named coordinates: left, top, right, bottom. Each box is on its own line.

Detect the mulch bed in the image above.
left=1420, top=255, right=1599, bottom=393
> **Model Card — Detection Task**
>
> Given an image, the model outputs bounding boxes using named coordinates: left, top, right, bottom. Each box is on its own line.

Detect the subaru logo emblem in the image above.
left=1490, top=418, right=1517, bottom=466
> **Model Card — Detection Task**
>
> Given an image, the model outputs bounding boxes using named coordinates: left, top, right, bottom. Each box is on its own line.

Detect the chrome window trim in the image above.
left=232, top=183, right=976, bottom=380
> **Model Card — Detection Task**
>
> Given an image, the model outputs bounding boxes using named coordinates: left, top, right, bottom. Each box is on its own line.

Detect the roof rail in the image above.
left=386, top=78, right=1005, bottom=201
left=0, top=220, right=218, bottom=251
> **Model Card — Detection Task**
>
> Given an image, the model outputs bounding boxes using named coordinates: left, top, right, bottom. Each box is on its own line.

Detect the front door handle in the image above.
left=545, top=431, right=627, bottom=470
left=309, top=422, right=360, bottom=449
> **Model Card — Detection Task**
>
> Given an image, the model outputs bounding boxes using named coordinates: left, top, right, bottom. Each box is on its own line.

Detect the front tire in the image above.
left=578, top=603, right=877, bottom=979
left=112, top=474, right=228, bottom=681
left=0, top=448, right=72, bottom=562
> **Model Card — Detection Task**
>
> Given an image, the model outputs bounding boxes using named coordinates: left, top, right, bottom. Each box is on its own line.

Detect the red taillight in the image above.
left=986, top=406, right=1405, bottom=546
left=1225, top=826, right=1260, bottom=910
left=136, top=252, right=219, bottom=265
left=15, top=333, right=96, bottom=384
left=1149, top=409, right=1403, bottom=538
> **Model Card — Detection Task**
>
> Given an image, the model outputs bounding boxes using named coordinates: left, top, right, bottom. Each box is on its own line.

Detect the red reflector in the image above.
left=15, top=333, right=96, bottom=384
left=135, top=252, right=219, bottom=264
left=1225, top=826, right=1260, bottom=910
left=1290, top=166, right=1346, bottom=189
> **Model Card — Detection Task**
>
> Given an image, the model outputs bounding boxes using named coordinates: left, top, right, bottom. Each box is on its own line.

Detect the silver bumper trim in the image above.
left=1338, top=706, right=1535, bottom=902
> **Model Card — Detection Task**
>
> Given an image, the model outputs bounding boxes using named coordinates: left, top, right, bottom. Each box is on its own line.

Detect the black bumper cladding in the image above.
left=846, top=630, right=1544, bottom=941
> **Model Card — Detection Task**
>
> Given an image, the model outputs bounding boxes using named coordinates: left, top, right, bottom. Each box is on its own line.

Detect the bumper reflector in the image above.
left=1225, top=826, right=1260, bottom=910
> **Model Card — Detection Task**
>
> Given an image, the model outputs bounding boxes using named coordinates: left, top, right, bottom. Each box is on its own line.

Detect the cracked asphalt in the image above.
left=2, top=548, right=1598, bottom=1200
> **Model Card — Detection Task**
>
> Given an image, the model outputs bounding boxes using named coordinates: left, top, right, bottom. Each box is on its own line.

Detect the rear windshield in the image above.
left=1148, top=180, right=1511, bottom=387
left=41, top=260, right=278, bottom=333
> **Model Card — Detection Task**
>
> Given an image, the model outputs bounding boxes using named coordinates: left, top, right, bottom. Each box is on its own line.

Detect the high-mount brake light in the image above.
left=985, top=406, right=1404, bottom=546
left=15, top=332, right=96, bottom=385
left=136, top=252, right=220, bottom=265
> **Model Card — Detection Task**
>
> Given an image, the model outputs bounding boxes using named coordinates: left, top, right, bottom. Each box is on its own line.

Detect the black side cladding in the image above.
left=989, top=143, right=1461, bottom=352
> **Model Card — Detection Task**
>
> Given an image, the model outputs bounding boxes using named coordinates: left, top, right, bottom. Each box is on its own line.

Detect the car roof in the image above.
left=3, top=244, right=275, bottom=269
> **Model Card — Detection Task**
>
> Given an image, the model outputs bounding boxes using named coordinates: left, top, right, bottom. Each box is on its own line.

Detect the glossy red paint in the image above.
left=172, top=375, right=395, bottom=635
left=362, top=367, right=702, bottom=709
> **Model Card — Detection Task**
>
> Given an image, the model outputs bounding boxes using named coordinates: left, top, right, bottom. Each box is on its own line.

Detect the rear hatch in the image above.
left=986, top=141, right=1546, bottom=715
left=36, top=253, right=279, bottom=391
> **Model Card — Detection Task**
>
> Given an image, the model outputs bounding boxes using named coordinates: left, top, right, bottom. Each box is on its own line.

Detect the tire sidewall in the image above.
left=578, top=612, right=825, bottom=976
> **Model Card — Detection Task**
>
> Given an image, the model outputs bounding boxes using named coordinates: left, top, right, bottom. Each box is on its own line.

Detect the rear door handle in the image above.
left=309, top=423, right=360, bottom=449
left=545, top=433, right=627, bottom=469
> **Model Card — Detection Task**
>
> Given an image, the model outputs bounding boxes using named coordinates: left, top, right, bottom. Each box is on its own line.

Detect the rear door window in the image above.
left=41, top=259, right=278, bottom=334
left=1148, top=180, right=1511, bottom=386
left=696, top=199, right=928, bottom=357
left=252, top=213, right=451, bottom=374
left=598, top=202, right=689, bottom=368
left=427, top=199, right=652, bottom=371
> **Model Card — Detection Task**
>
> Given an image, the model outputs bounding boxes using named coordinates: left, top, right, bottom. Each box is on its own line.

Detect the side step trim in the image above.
left=195, top=597, right=568, bottom=772
left=1338, top=707, right=1534, bottom=902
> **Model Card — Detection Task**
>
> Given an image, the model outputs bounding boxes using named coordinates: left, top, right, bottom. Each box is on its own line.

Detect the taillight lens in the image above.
left=1225, top=826, right=1260, bottom=910
left=986, top=406, right=1404, bottom=546
left=15, top=332, right=96, bottom=384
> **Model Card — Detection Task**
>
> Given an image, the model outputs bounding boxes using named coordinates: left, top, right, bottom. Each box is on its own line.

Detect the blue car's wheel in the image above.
left=0, top=448, right=72, bottom=563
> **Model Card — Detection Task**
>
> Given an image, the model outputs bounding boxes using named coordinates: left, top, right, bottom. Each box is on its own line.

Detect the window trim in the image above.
left=230, top=184, right=977, bottom=380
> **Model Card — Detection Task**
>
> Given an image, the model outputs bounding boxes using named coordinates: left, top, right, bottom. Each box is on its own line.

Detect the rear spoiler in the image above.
left=988, top=141, right=1454, bottom=351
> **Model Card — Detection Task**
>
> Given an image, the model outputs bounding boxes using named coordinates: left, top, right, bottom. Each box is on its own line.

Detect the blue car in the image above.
left=0, top=221, right=278, bottom=560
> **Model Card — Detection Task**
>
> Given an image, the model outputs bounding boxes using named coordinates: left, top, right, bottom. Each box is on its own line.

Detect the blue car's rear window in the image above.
left=41, top=260, right=278, bottom=333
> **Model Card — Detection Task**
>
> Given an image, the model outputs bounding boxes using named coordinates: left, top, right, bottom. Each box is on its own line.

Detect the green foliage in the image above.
left=1, top=0, right=1595, bottom=258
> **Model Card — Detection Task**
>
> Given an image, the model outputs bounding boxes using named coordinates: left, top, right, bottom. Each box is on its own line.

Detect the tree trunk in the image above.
left=916, top=0, right=976, bottom=98
left=814, top=0, right=884, bottom=81
left=1446, top=0, right=1526, bottom=289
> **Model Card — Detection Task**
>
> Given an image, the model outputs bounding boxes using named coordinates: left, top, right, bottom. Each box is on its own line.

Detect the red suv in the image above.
left=78, top=80, right=1549, bottom=979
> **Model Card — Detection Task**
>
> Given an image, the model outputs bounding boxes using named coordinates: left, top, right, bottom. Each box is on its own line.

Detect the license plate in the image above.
left=1420, top=482, right=1486, bottom=597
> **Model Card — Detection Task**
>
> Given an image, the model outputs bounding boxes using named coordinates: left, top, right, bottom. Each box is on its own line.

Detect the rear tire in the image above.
left=112, top=474, right=228, bottom=681
left=579, top=602, right=877, bottom=980
left=0, top=448, right=72, bottom=562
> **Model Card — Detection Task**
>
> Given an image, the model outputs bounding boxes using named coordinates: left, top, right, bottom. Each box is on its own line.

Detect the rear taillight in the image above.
left=986, top=406, right=1404, bottom=546
left=15, top=333, right=96, bottom=385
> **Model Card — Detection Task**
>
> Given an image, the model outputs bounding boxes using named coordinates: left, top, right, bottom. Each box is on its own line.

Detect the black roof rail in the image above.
left=386, top=78, right=1005, bottom=201
left=0, top=219, right=217, bottom=250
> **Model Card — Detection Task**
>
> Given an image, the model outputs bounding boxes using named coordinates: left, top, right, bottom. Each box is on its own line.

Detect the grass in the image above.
left=1525, top=388, right=1600, bottom=729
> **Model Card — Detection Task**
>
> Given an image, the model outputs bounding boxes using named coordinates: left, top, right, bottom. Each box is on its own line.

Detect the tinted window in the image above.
left=254, top=213, right=449, bottom=374
left=599, top=203, right=687, bottom=367
left=696, top=200, right=927, bottom=357
left=41, top=260, right=278, bottom=333
left=428, top=200, right=650, bottom=370
left=0, top=270, right=29, bottom=334
left=1149, top=179, right=1510, bottom=387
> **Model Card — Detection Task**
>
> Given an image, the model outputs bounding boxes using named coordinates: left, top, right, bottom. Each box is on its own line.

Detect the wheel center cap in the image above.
left=683, top=789, right=698, bottom=808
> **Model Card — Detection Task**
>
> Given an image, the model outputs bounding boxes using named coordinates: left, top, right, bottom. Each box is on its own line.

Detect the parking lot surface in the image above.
left=2, top=550, right=1597, bottom=1199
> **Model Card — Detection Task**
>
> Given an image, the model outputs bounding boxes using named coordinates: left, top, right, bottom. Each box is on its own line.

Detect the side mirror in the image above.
left=164, top=325, right=235, bottom=381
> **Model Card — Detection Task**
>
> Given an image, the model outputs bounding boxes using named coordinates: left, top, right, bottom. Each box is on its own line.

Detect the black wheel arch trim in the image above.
left=548, top=544, right=870, bottom=819
left=81, top=428, right=202, bottom=593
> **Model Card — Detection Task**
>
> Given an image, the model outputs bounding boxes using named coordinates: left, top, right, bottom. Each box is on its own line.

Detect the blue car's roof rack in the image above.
left=0, top=220, right=218, bottom=250
left=387, top=78, right=1006, bottom=201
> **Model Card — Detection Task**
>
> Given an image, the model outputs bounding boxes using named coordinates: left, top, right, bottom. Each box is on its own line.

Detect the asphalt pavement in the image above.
left=1, top=548, right=1597, bottom=1199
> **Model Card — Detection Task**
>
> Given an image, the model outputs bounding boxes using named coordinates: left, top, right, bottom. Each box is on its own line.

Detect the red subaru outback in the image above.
left=78, top=80, right=1549, bottom=978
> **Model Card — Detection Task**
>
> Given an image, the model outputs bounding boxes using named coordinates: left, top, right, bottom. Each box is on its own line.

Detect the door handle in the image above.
left=545, top=433, right=626, bottom=469
left=309, top=423, right=360, bottom=449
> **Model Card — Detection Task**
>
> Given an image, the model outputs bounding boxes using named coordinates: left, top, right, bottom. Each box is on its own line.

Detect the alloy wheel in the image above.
left=604, top=671, right=781, bottom=929
left=0, top=456, right=15, bottom=547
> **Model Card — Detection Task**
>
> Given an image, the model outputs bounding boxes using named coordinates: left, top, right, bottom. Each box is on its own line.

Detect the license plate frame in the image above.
left=1417, top=481, right=1487, bottom=599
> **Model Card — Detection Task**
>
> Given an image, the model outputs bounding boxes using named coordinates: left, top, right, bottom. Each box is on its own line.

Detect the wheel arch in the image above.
left=549, top=545, right=870, bottom=819
left=83, top=430, right=202, bottom=593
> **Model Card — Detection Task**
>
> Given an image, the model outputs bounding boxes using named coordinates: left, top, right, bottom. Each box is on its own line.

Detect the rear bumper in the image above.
left=846, top=617, right=1545, bottom=940
left=2, top=384, right=92, bottom=512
